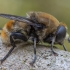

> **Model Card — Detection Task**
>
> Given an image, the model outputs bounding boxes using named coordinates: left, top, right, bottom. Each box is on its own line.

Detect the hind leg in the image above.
left=1, top=32, right=27, bottom=63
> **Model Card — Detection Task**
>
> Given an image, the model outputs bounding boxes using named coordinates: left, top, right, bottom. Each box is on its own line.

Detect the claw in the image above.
left=52, top=52, right=58, bottom=56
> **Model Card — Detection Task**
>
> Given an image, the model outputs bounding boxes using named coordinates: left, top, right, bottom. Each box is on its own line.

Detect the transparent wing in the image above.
left=0, top=13, right=38, bottom=27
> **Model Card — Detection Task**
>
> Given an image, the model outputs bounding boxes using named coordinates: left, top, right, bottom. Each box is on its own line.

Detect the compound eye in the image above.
left=56, top=26, right=66, bottom=43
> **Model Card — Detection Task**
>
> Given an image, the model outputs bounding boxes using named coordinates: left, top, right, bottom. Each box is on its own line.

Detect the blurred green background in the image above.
left=0, top=0, right=70, bottom=51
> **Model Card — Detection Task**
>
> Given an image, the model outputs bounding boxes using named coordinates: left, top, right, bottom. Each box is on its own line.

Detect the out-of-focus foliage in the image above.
left=0, top=0, right=70, bottom=51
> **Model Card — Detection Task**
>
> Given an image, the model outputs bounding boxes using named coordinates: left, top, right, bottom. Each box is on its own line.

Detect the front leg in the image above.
left=43, top=35, right=58, bottom=56
left=51, top=37, right=58, bottom=56
left=0, top=32, right=27, bottom=64
left=62, top=44, right=67, bottom=51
